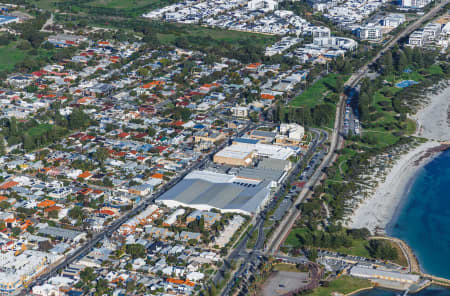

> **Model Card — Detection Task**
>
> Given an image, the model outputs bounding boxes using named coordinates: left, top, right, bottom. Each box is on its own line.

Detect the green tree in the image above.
left=307, top=248, right=318, bottom=261
left=103, top=177, right=113, bottom=187
left=69, top=108, right=90, bottom=130
left=383, top=51, right=394, bottom=75
left=80, top=267, right=96, bottom=284
left=94, top=147, right=109, bottom=166
left=397, top=51, right=408, bottom=72
left=147, top=127, right=156, bottom=137
left=23, top=133, right=34, bottom=151
left=9, top=117, right=18, bottom=137
left=95, top=278, right=109, bottom=295
left=126, top=280, right=136, bottom=292
left=335, top=76, right=344, bottom=94
left=137, top=68, right=149, bottom=77
left=11, top=227, right=22, bottom=237
left=68, top=206, right=85, bottom=220
left=126, top=244, right=146, bottom=259
left=48, top=210, right=59, bottom=219
left=249, top=111, right=259, bottom=122
left=0, top=134, right=5, bottom=155
left=0, top=201, right=10, bottom=209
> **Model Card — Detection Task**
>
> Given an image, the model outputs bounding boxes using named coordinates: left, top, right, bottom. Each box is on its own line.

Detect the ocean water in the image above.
left=354, top=286, right=450, bottom=296
left=387, top=149, right=450, bottom=279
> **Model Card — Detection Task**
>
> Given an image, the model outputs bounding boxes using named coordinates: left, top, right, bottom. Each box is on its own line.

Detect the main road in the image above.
left=25, top=121, right=256, bottom=293
left=219, top=128, right=327, bottom=296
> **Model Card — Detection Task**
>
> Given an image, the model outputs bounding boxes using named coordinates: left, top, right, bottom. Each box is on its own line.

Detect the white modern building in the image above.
left=401, top=0, right=431, bottom=8
left=311, top=26, right=331, bottom=38
left=248, top=0, right=278, bottom=11
left=358, top=24, right=383, bottom=40
left=313, top=36, right=358, bottom=51
left=231, top=106, right=249, bottom=117
left=350, top=266, right=420, bottom=284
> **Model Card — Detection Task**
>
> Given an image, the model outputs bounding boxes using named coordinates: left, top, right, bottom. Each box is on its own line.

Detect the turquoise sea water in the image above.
left=354, top=150, right=450, bottom=296
left=355, top=286, right=450, bottom=296
left=386, top=149, right=450, bottom=279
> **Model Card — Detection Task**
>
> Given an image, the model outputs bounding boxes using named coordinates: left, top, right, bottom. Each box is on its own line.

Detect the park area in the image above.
left=284, top=228, right=408, bottom=267
left=290, top=74, right=347, bottom=107
left=27, top=124, right=53, bottom=137
left=359, top=64, right=444, bottom=149
left=157, top=26, right=277, bottom=48
left=88, top=0, right=164, bottom=8
left=306, top=275, right=371, bottom=296
left=0, top=39, right=55, bottom=73
left=0, top=43, right=26, bottom=72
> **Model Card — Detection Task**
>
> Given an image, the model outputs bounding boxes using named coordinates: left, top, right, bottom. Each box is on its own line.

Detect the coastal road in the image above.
left=264, top=0, right=450, bottom=255
left=266, top=96, right=344, bottom=254
left=347, top=0, right=450, bottom=90
left=218, top=129, right=326, bottom=296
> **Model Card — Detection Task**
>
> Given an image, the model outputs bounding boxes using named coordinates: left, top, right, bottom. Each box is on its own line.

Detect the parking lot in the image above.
left=318, top=250, right=404, bottom=274
left=270, top=198, right=293, bottom=221
left=262, top=271, right=310, bottom=296
left=343, top=90, right=361, bottom=136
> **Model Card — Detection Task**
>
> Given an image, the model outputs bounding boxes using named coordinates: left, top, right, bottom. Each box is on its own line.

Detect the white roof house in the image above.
left=350, top=266, right=420, bottom=284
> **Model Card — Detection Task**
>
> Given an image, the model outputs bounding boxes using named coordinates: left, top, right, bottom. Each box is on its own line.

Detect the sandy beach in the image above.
left=413, top=86, right=450, bottom=142
left=348, top=85, right=450, bottom=233
left=348, top=140, right=440, bottom=233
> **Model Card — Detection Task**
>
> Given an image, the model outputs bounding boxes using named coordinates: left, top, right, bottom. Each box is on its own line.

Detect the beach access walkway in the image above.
left=371, top=236, right=450, bottom=288
left=370, top=236, right=420, bottom=273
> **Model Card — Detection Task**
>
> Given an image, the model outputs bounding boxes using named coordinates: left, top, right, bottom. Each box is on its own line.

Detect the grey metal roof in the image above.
left=39, top=226, right=84, bottom=240
left=233, top=167, right=285, bottom=182
left=157, top=178, right=270, bottom=214
left=251, top=130, right=277, bottom=138
left=257, top=158, right=291, bottom=171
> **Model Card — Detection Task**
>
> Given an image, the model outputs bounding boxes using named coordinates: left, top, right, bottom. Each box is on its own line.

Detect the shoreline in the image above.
left=347, top=85, right=450, bottom=234
left=347, top=140, right=441, bottom=233
left=412, top=84, right=450, bottom=142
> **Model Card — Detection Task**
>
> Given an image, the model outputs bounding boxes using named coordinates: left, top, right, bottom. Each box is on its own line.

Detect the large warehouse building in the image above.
left=156, top=170, right=272, bottom=215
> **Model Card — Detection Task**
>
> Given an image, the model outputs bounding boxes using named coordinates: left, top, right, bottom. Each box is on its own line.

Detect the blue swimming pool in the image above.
left=0, top=15, right=18, bottom=25
left=395, top=80, right=419, bottom=88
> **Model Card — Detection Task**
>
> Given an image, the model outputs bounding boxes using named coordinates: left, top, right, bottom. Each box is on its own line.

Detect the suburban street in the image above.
left=26, top=121, right=258, bottom=292
left=9, top=0, right=450, bottom=296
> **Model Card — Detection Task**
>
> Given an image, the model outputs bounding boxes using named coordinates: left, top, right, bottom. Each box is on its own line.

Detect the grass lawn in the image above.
left=333, top=239, right=408, bottom=267
left=328, top=148, right=357, bottom=181
left=30, top=0, right=62, bottom=10
left=158, top=26, right=277, bottom=47
left=246, top=227, right=258, bottom=249
left=306, top=275, right=372, bottom=296
left=27, top=124, right=53, bottom=137
left=0, top=41, right=55, bottom=72
left=363, top=130, right=399, bottom=148
left=88, top=0, right=165, bottom=9
left=284, top=228, right=309, bottom=248
left=290, top=74, right=342, bottom=107
left=387, top=240, right=409, bottom=267
left=426, top=64, right=443, bottom=75
left=0, top=44, right=26, bottom=72
left=272, top=263, right=299, bottom=272
left=334, top=239, right=371, bottom=258
left=405, top=118, right=416, bottom=135
left=361, top=84, right=416, bottom=148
